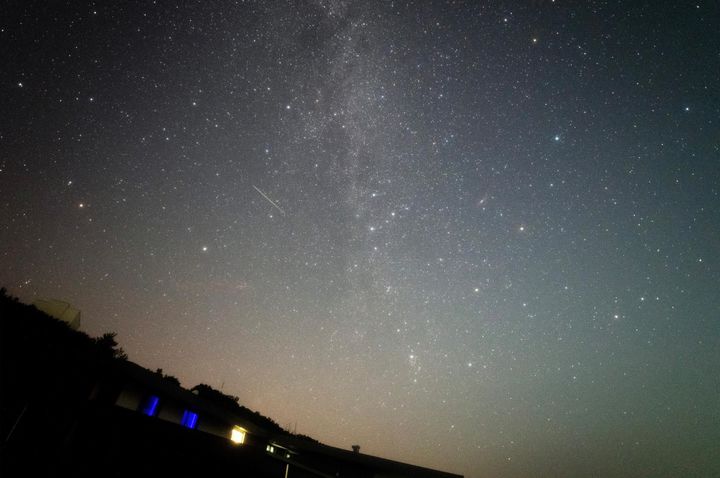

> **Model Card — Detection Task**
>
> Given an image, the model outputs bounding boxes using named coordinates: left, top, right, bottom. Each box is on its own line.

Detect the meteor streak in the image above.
left=252, top=185, right=285, bottom=215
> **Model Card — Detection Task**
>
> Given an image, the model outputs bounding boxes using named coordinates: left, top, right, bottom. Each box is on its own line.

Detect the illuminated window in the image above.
left=230, top=426, right=246, bottom=445
left=266, top=444, right=275, bottom=453
left=140, top=395, right=160, bottom=416
left=181, top=410, right=199, bottom=429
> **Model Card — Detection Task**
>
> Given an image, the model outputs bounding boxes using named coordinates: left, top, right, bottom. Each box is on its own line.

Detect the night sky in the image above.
left=2, top=1, right=719, bottom=477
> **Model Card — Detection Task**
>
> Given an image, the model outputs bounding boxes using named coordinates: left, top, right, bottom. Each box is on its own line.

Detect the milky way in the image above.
left=2, top=2, right=719, bottom=477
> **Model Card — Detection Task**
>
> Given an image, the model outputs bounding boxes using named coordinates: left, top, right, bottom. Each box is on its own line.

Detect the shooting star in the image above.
left=253, top=185, right=285, bottom=216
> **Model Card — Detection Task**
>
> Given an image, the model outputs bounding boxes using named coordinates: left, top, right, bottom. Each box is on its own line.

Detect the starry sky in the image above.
left=1, top=1, right=719, bottom=477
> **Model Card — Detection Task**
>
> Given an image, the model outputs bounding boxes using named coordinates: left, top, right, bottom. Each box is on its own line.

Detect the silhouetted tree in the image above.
left=191, top=384, right=239, bottom=408
left=155, top=368, right=181, bottom=386
left=94, top=332, right=128, bottom=360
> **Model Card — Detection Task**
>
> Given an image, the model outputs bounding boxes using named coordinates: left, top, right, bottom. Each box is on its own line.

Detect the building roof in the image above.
left=109, top=359, right=463, bottom=478
left=274, top=434, right=464, bottom=478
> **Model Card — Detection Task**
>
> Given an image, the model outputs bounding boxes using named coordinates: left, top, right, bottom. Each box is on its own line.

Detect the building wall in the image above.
left=157, top=400, right=185, bottom=425
left=197, top=415, right=230, bottom=438
left=114, top=380, right=242, bottom=440
left=115, top=385, right=143, bottom=411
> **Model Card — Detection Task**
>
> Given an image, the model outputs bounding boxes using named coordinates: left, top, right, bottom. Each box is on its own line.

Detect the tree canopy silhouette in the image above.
left=94, top=332, right=128, bottom=360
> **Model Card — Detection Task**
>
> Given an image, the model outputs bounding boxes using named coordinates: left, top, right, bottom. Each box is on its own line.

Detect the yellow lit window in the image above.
left=230, top=426, right=247, bottom=445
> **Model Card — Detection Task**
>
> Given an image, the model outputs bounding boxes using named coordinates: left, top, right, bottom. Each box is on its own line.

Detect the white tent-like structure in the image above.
left=33, top=299, right=81, bottom=330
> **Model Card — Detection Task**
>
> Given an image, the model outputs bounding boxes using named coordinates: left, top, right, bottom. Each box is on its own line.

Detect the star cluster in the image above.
left=1, top=2, right=719, bottom=477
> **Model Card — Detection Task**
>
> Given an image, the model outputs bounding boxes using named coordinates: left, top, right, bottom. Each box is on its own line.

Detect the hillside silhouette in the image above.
left=0, top=288, right=316, bottom=476
left=0, top=288, right=462, bottom=478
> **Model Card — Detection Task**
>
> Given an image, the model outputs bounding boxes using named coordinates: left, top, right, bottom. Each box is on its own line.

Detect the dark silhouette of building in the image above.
left=0, top=289, right=462, bottom=478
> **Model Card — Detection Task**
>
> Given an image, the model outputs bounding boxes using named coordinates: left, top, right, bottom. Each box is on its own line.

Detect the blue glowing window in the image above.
left=181, top=410, right=198, bottom=429
left=141, top=395, right=160, bottom=416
